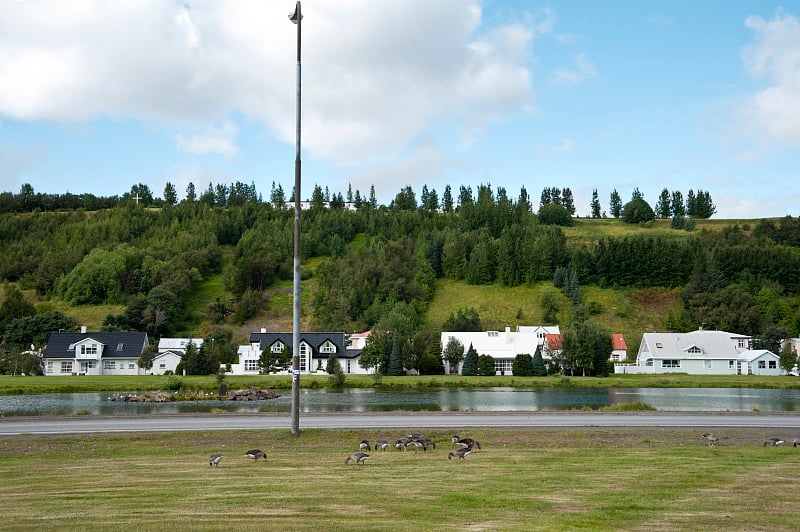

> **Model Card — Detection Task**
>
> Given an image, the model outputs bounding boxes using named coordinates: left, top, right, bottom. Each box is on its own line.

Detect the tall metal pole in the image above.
left=289, top=1, right=302, bottom=437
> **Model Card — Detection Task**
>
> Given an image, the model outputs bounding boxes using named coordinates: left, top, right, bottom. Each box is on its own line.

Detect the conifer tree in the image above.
left=461, top=343, right=478, bottom=376
left=532, top=345, right=547, bottom=376
left=387, top=335, right=404, bottom=376
left=590, top=189, right=601, bottom=218
left=609, top=189, right=622, bottom=218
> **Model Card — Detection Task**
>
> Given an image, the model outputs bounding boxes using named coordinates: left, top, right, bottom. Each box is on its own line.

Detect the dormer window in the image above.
left=81, top=344, right=98, bottom=355
left=270, top=342, right=285, bottom=353
left=655, top=343, right=663, bottom=348
left=320, top=341, right=336, bottom=354
left=116, top=343, right=124, bottom=351
left=488, top=331, right=498, bottom=337
left=687, top=346, right=702, bottom=354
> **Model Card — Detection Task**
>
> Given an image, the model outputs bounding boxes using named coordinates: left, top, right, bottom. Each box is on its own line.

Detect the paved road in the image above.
left=2, top=411, right=800, bottom=435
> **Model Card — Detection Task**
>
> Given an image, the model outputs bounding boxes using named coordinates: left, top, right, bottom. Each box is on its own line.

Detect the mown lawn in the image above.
left=0, top=428, right=797, bottom=531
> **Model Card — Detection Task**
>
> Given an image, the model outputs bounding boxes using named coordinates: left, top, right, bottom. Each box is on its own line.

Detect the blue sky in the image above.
left=1, top=0, right=799, bottom=218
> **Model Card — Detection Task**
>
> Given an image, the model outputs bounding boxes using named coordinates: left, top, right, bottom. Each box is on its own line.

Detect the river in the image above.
left=1, top=387, right=799, bottom=416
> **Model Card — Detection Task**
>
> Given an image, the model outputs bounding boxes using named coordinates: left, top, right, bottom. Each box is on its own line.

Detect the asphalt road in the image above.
left=2, top=411, right=800, bottom=435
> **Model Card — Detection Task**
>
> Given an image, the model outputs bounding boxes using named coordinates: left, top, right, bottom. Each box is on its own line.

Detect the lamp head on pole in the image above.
left=289, top=2, right=302, bottom=24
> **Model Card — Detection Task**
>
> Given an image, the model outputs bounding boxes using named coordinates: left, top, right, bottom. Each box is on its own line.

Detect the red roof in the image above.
left=611, top=334, right=627, bottom=350
left=544, top=333, right=562, bottom=350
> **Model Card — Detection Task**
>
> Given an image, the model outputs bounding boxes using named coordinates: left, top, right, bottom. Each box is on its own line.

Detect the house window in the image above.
left=270, top=343, right=285, bottom=353
left=81, top=344, right=98, bottom=355
left=655, top=343, right=663, bottom=348
left=495, top=359, right=512, bottom=375
left=346, top=360, right=351, bottom=374
left=320, top=341, right=336, bottom=354
left=159, top=363, right=166, bottom=369
left=87, top=360, right=96, bottom=369
left=661, top=360, right=680, bottom=368
left=299, top=344, right=308, bottom=371
left=46, top=361, right=53, bottom=373
left=488, top=331, right=498, bottom=337
left=61, top=361, right=73, bottom=373
left=687, top=346, right=702, bottom=354
left=704, top=361, right=712, bottom=369
left=729, top=360, right=735, bottom=369
left=769, top=361, right=777, bottom=369
left=103, top=361, right=116, bottom=370
left=117, top=343, right=124, bottom=351
left=737, top=339, right=747, bottom=348
left=128, top=363, right=136, bottom=370
left=244, top=360, right=259, bottom=372
left=758, top=360, right=766, bottom=369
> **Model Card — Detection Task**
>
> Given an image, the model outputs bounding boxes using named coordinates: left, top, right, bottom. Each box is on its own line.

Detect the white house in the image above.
left=227, top=329, right=369, bottom=375
left=43, top=329, right=149, bottom=376
left=150, top=337, right=204, bottom=375
left=615, top=329, right=781, bottom=376
left=441, top=325, right=560, bottom=375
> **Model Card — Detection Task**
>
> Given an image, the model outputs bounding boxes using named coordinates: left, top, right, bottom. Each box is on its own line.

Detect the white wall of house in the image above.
left=148, top=351, right=182, bottom=375
left=441, top=325, right=558, bottom=375
left=44, top=358, right=139, bottom=376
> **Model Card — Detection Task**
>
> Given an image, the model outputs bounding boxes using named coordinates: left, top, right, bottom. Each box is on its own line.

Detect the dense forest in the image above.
left=1, top=180, right=799, bottom=376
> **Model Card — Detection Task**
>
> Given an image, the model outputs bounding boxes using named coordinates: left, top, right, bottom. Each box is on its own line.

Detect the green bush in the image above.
left=161, top=375, right=183, bottom=391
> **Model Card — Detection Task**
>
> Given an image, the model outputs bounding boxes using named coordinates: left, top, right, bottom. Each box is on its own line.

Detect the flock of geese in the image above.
left=702, top=432, right=800, bottom=447
left=346, top=433, right=483, bottom=465
left=209, top=432, right=799, bottom=466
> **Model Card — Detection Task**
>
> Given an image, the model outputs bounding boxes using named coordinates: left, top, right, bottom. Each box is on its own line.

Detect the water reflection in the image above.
left=2, top=387, right=799, bottom=417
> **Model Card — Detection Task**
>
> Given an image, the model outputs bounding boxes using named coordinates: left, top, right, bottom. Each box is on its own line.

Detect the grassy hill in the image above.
left=3, top=216, right=760, bottom=350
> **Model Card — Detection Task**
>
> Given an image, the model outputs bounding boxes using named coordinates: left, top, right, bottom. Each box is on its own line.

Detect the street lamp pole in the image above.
left=289, top=1, right=302, bottom=437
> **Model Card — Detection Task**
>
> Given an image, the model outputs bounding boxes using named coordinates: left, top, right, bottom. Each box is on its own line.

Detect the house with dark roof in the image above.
left=43, top=328, right=149, bottom=376
left=229, top=329, right=367, bottom=375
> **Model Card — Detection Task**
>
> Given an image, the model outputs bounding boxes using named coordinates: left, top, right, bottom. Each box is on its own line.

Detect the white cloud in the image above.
left=176, top=121, right=238, bottom=158
left=549, top=52, right=597, bottom=87
left=736, top=11, right=800, bottom=147
left=0, top=0, right=538, bottom=169
left=535, top=138, right=575, bottom=153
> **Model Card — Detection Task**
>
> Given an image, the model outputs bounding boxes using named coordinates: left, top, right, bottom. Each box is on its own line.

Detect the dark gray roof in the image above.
left=249, top=332, right=348, bottom=359
left=44, top=331, right=149, bottom=359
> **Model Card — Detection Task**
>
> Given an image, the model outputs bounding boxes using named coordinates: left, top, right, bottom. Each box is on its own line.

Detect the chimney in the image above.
left=260, top=327, right=267, bottom=333
left=505, top=325, right=511, bottom=344
left=80, top=326, right=87, bottom=334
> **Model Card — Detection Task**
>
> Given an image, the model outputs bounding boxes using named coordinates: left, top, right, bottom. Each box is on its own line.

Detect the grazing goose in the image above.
left=245, top=449, right=267, bottom=461
left=702, top=433, right=719, bottom=447
left=345, top=452, right=370, bottom=465
left=375, top=440, right=389, bottom=451
left=764, top=437, right=785, bottom=447
left=455, top=437, right=482, bottom=450
left=406, top=435, right=435, bottom=452
left=394, top=438, right=410, bottom=451
left=209, top=453, right=223, bottom=467
left=793, top=438, right=800, bottom=448
left=359, top=440, right=371, bottom=452
left=448, top=448, right=473, bottom=460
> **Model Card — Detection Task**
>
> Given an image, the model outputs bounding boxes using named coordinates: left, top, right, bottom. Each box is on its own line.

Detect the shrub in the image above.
left=161, top=375, right=183, bottom=391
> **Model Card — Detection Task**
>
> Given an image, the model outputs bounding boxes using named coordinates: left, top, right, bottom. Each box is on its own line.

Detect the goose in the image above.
left=407, top=435, right=435, bottom=452
left=359, top=440, right=371, bottom=452
left=455, top=437, right=482, bottom=450
left=245, top=449, right=267, bottom=461
left=793, top=438, right=800, bottom=448
left=448, top=448, right=472, bottom=460
left=345, top=452, right=370, bottom=465
left=764, top=437, right=785, bottom=447
left=394, top=438, right=410, bottom=451
left=375, top=440, right=389, bottom=451
left=702, top=433, right=719, bottom=447
left=209, top=453, right=223, bottom=467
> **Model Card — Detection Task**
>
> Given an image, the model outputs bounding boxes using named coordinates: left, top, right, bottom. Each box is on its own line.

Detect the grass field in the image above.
left=1, top=428, right=798, bottom=531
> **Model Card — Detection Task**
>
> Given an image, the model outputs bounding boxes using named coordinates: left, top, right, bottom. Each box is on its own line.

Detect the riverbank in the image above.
left=1, top=373, right=799, bottom=395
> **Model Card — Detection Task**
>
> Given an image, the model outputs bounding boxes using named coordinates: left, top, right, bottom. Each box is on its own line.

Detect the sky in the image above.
left=1, top=0, right=799, bottom=219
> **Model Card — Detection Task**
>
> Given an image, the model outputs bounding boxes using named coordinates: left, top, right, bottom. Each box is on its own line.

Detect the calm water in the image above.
left=1, top=387, right=799, bottom=416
